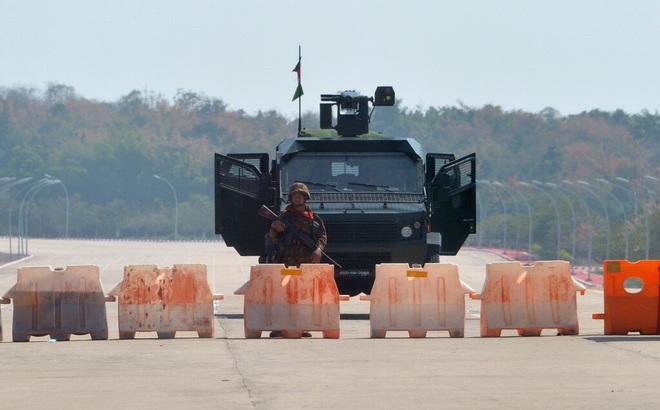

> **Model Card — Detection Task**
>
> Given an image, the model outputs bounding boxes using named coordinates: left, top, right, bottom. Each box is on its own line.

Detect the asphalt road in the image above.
left=1, top=239, right=659, bottom=410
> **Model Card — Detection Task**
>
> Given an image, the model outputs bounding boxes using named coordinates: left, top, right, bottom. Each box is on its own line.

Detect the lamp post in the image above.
left=493, top=181, right=520, bottom=259
left=476, top=190, right=484, bottom=248
left=596, top=178, right=629, bottom=260
left=20, top=179, right=58, bottom=255
left=7, top=178, right=35, bottom=260
left=44, top=174, right=70, bottom=237
left=545, top=182, right=577, bottom=273
left=576, top=180, right=611, bottom=261
left=530, top=180, right=561, bottom=259
left=643, top=175, right=659, bottom=205
left=478, top=180, right=507, bottom=251
left=154, top=174, right=178, bottom=241
left=562, top=181, right=593, bottom=281
left=614, top=177, right=649, bottom=260
left=511, top=183, right=533, bottom=264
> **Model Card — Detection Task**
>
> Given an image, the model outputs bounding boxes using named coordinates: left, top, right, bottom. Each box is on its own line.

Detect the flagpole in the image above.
left=292, top=46, right=304, bottom=135
left=297, top=45, right=302, bottom=135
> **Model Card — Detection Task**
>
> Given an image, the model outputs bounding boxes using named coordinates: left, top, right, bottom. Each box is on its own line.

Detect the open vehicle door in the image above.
left=214, top=153, right=274, bottom=256
left=426, top=153, right=476, bottom=254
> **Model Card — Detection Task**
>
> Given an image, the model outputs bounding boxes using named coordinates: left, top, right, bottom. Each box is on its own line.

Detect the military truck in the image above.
left=214, top=87, right=476, bottom=295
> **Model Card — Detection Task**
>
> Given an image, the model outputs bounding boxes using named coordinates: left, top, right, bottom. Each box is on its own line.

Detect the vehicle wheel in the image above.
left=429, top=254, right=441, bottom=263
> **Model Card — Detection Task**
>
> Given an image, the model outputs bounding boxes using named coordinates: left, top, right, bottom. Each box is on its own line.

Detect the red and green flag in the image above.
left=292, top=59, right=304, bottom=101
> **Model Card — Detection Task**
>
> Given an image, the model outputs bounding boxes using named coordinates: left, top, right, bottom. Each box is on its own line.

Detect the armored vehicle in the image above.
left=214, top=87, right=476, bottom=295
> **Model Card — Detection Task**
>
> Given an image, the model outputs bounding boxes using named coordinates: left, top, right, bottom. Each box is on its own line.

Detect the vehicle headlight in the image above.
left=401, top=226, right=413, bottom=238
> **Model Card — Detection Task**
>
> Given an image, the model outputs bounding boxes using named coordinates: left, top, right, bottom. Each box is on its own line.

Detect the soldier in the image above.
left=268, top=182, right=328, bottom=338
left=269, top=182, right=327, bottom=267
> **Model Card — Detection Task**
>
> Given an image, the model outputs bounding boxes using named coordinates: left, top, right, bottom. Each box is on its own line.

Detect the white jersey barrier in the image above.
left=471, top=261, right=586, bottom=337
left=2, top=265, right=111, bottom=342
left=235, top=264, right=342, bottom=339
left=361, top=263, right=475, bottom=338
left=108, top=264, right=223, bottom=339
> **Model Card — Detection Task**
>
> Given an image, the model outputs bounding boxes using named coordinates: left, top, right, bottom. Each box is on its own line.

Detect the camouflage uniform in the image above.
left=269, top=183, right=327, bottom=267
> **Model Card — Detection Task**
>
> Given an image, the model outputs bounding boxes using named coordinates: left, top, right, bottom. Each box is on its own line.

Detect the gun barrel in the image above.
left=258, top=205, right=278, bottom=221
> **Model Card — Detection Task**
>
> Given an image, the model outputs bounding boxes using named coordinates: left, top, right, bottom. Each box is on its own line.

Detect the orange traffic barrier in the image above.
left=108, top=264, right=223, bottom=339
left=471, top=261, right=586, bottom=337
left=592, top=260, right=660, bottom=335
left=235, top=264, right=342, bottom=338
left=2, top=265, right=111, bottom=342
left=360, top=263, right=474, bottom=338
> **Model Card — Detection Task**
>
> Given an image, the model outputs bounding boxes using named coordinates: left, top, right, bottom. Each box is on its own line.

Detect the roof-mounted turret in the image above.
left=319, top=86, right=395, bottom=137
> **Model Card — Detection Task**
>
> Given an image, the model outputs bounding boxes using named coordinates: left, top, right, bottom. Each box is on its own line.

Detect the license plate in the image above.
left=338, top=270, right=371, bottom=277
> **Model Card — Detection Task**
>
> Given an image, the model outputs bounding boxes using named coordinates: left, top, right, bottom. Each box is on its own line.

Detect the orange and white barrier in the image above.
left=235, top=264, right=342, bottom=338
left=0, top=296, right=9, bottom=341
left=593, top=260, right=660, bottom=335
left=471, top=261, right=586, bottom=337
left=108, top=264, right=223, bottom=339
left=361, top=263, right=474, bottom=338
left=2, top=265, right=111, bottom=342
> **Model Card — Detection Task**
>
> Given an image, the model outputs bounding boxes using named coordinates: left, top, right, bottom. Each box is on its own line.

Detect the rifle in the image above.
left=258, top=205, right=342, bottom=268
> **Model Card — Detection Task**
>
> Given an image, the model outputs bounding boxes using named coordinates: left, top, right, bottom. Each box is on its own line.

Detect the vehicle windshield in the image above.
left=282, top=153, right=421, bottom=193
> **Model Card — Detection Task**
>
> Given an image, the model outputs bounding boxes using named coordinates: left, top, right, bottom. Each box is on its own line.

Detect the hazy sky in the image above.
left=2, top=1, right=659, bottom=118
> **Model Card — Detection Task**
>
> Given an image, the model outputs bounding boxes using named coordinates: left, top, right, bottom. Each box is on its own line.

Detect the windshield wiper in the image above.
left=346, top=181, right=395, bottom=192
left=297, top=180, right=341, bottom=192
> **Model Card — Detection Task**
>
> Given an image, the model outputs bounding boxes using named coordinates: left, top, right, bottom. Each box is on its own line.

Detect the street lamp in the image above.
left=20, top=179, right=58, bottom=255
left=520, top=181, right=560, bottom=259
left=478, top=180, right=507, bottom=251
left=614, top=177, right=649, bottom=260
left=154, top=174, right=178, bottom=241
left=510, top=183, right=533, bottom=264
left=493, top=181, right=520, bottom=259
left=6, top=177, right=35, bottom=260
left=643, top=175, right=659, bottom=205
left=476, top=190, right=484, bottom=248
left=596, top=178, right=629, bottom=260
left=44, top=174, right=70, bottom=237
left=576, top=180, right=611, bottom=260
left=545, top=182, right=577, bottom=274
left=562, top=181, right=594, bottom=281
left=531, top=180, right=561, bottom=259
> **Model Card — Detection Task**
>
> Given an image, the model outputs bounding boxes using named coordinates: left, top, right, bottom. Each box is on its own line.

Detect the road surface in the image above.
left=0, top=239, right=658, bottom=410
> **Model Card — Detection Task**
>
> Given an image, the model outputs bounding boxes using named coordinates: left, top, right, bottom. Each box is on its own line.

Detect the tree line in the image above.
left=1, top=83, right=658, bottom=263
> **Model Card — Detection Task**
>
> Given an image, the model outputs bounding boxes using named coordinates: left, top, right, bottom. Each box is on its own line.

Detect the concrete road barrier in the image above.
left=109, top=264, right=224, bottom=339
left=471, top=260, right=586, bottom=337
left=2, top=265, right=111, bottom=342
left=361, top=263, right=474, bottom=338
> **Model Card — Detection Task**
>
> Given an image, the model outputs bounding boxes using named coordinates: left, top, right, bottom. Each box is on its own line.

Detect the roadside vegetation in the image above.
left=1, top=83, right=658, bottom=264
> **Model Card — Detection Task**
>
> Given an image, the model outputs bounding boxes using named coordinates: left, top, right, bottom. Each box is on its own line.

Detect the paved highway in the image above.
left=0, top=239, right=658, bottom=409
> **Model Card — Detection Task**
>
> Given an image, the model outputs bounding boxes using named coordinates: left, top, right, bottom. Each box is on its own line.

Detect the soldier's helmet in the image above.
left=288, top=182, right=311, bottom=201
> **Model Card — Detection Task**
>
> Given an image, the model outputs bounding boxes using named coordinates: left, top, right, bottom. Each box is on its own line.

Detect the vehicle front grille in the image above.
left=311, top=192, right=424, bottom=203
left=325, top=221, right=400, bottom=242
